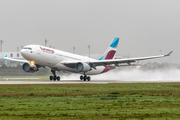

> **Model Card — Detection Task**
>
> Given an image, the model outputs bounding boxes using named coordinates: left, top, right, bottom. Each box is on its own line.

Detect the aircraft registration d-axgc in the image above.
left=4, top=37, right=173, bottom=81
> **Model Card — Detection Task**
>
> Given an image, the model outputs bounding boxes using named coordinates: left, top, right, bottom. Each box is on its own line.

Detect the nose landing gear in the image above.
left=50, top=70, right=60, bottom=81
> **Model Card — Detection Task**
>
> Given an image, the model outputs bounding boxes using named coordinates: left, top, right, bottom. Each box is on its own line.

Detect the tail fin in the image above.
left=4, top=53, right=7, bottom=58
left=99, top=37, right=119, bottom=60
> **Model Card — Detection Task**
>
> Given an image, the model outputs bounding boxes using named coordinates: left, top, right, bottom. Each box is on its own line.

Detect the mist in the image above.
left=92, top=68, right=180, bottom=82
left=60, top=63, right=180, bottom=82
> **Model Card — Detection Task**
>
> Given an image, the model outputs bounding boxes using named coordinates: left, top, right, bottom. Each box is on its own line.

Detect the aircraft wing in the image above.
left=63, top=51, right=173, bottom=67
left=4, top=54, right=29, bottom=63
left=90, top=51, right=173, bottom=67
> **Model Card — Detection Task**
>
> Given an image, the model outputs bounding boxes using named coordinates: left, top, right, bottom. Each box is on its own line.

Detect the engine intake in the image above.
left=75, top=62, right=91, bottom=72
left=22, top=63, right=38, bottom=73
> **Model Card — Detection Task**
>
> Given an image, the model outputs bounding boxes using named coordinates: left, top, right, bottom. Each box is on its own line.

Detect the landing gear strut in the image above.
left=50, top=70, right=60, bottom=81
left=80, top=73, right=91, bottom=81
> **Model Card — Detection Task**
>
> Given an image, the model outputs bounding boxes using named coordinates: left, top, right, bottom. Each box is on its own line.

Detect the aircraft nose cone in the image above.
left=21, top=48, right=31, bottom=60
left=21, top=49, right=26, bottom=57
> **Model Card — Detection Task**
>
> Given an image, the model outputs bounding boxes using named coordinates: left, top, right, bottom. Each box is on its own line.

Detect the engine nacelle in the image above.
left=22, top=63, right=38, bottom=73
left=75, top=62, right=91, bottom=72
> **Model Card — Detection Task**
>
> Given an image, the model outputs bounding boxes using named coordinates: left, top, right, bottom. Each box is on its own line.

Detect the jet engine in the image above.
left=22, top=63, right=38, bottom=73
left=75, top=62, right=91, bottom=72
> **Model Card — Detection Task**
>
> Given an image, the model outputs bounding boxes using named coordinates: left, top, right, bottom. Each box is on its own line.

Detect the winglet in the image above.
left=4, top=53, right=7, bottom=58
left=165, top=51, right=173, bottom=56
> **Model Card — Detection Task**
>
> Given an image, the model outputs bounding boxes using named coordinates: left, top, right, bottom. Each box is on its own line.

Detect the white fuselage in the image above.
left=21, top=45, right=112, bottom=75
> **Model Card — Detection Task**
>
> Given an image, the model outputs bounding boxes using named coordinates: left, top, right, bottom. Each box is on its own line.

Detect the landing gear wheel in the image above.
left=50, top=70, right=61, bottom=82
left=84, top=75, right=87, bottom=81
left=57, top=76, right=60, bottom=81
left=50, top=76, right=53, bottom=80
left=80, top=75, right=83, bottom=80
left=79, top=74, right=91, bottom=81
left=87, top=76, right=91, bottom=81
left=53, top=75, right=57, bottom=81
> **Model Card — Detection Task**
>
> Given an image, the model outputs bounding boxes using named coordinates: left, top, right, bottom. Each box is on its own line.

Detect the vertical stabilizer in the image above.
left=99, top=37, right=119, bottom=60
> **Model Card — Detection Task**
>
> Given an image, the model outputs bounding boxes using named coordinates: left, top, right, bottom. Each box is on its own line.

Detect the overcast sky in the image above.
left=0, top=0, right=180, bottom=63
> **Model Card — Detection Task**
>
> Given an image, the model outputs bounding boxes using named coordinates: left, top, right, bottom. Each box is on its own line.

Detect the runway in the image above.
left=0, top=80, right=128, bottom=84
left=0, top=80, right=180, bottom=84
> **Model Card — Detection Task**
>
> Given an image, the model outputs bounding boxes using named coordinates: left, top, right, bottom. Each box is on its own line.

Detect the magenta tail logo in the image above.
left=105, top=50, right=116, bottom=60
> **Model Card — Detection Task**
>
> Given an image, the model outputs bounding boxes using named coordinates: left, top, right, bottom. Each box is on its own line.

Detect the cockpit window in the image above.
left=23, top=47, right=32, bottom=50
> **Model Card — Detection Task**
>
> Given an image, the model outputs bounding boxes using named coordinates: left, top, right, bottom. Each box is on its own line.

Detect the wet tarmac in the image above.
left=0, top=80, right=180, bottom=84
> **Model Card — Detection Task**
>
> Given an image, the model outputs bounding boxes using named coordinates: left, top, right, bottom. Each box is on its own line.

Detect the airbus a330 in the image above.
left=4, top=37, right=172, bottom=81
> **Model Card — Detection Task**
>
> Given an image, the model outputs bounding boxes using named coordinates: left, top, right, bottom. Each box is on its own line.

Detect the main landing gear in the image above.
left=80, top=74, right=91, bottom=81
left=50, top=70, right=60, bottom=81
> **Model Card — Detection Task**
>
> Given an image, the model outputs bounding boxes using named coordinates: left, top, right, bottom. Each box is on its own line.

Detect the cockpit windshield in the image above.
left=23, top=47, right=32, bottom=50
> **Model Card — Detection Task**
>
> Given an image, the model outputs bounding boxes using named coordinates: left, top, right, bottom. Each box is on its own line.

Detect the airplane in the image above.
left=4, top=37, right=173, bottom=81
